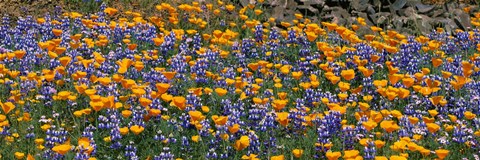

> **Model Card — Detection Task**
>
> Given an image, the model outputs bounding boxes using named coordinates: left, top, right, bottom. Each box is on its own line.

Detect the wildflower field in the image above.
left=0, top=1, right=480, bottom=160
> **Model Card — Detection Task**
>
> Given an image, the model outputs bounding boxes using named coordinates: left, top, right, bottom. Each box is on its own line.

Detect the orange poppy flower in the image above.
left=291, top=71, right=303, bottom=80
left=272, top=99, right=288, bottom=111
left=131, top=88, right=146, bottom=97
left=14, top=152, right=26, bottom=159
left=397, top=88, right=410, bottom=99
left=338, top=82, right=350, bottom=92
left=388, top=66, right=399, bottom=75
left=272, top=92, right=286, bottom=100
left=121, top=110, right=132, bottom=118
left=343, top=150, right=360, bottom=159
left=270, top=155, right=285, bottom=160
left=435, top=149, right=449, bottom=159
left=97, top=77, right=111, bottom=86
left=215, top=88, right=228, bottom=96
left=373, top=80, right=388, bottom=88
left=58, top=56, right=72, bottom=67
left=130, top=125, right=144, bottom=135
left=432, top=58, right=443, bottom=67
left=418, top=87, right=433, bottom=96
left=327, top=75, right=340, bottom=84
left=340, top=69, right=355, bottom=81
left=426, top=123, right=440, bottom=133
left=58, top=91, right=73, bottom=101
left=450, top=76, right=468, bottom=90
left=234, top=136, right=250, bottom=151
left=441, top=71, right=452, bottom=78
left=428, top=109, right=439, bottom=117
left=228, top=124, right=240, bottom=134
left=13, top=50, right=26, bottom=59
left=292, top=149, right=304, bottom=158
left=276, top=112, right=289, bottom=126
left=153, top=37, right=164, bottom=46
left=155, top=83, right=170, bottom=94
left=385, top=91, right=398, bottom=101
left=359, top=67, right=374, bottom=77
left=429, top=96, right=444, bottom=106
left=119, top=127, right=129, bottom=135
left=380, top=120, right=399, bottom=133
left=52, top=29, right=63, bottom=36
left=77, top=137, right=93, bottom=154
left=172, top=96, right=186, bottom=110
left=89, top=100, right=104, bottom=111
left=1, top=101, right=15, bottom=114
left=148, top=109, right=161, bottom=117
left=188, top=111, right=205, bottom=122
left=134, top=61, right=144, bottom=71
left=162, top=71, right=177, bottom=80
left=401, top=77, right=414, bottom=88
left=385, top=45, right=398, bottom=54
left=104, top=7, right=118, bottom=16
left=241, top=154, right=259, bottom=160
left=139, top=97, right=152, bottom=107
left=212, top=115, right=228, bottom=126
left=116, top=58, right=133, bottom=74
left=128, top=44, right=137, bottom=51
left=464, top=111, right=476, bottom=120
left=362, top=121, right=377, bottom=131
left=306, top=31, right=318, bottom=42
left=52, top=144, right=72, bottom=155
left=388, top=74, right=403, bottom=85
left=364, top=34, right=375, bottom=41
left=358, top=102, right=370, bottom=111
left=325, top=151, right=341, bottom=160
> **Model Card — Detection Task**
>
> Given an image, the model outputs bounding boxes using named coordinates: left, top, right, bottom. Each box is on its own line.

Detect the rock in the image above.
left=393, top=17, right=406, bottom=30
left=351, top=0, right=369, bottom=11
left=377, top=16, right=387, bottom=24
left=417, top=15, right=433, bottom=34
left=368, top=12, right=390, bottom=26
left=332, top=16, right=347, bottom=26
left=371, top=0, right=382, bottom=7
left=405, top=0, right=421, bottom=7
left=297, top=5, right=319, bottom=14
left=454, top=12, right=471, bottom=30
left=391, top=0, right=407, bottom=11
left=432, top=8, right=447, bottom=17
left=445, top=2, right=459, bottom=12
left=330, top=7, right=350, bottom=19
left=415, top=3, right=436, bottom=13
left=287, top=0, right=298, bottom=9
left=367, top=14, right=377, bottom=25
left=298, top=0, right=325, bottom=15
left=402, top=7, right=416, bottom=17
left=376, top=12, right=391, bottom=17
left=259, top=0, right=476, bottom=36
left=367, top=5, right=376, bottom=14
left=300, top=0, right=325, bottom=5
left=437, top=18, right=457, bottom=33
left=272, top=6, right=285, bottom=20
left=268, top=0, right=298, bottom=9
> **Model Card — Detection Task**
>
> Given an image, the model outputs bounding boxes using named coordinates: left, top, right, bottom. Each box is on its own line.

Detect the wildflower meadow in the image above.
left=0, top=1, right=480, bottom=160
